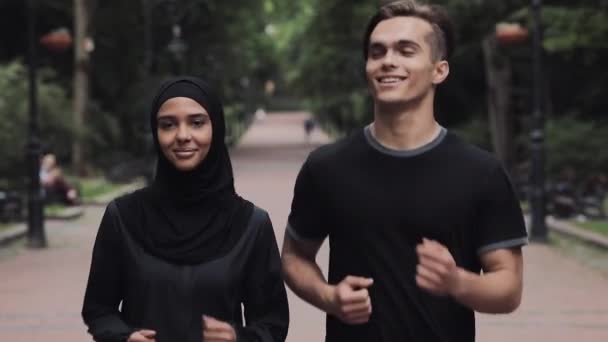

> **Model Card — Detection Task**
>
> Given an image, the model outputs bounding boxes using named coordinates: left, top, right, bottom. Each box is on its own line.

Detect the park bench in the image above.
left=0, top=187, right=24, bottom=222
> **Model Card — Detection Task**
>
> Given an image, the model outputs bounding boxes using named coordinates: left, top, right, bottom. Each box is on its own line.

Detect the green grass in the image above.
left=73, top=177, right=121, bottom=201
left=575, top=220, right=608, bottom=237
left=44, top=204, right=66, bottom=216
left=549, top=232, right=608, bottom=276
left=570, top=197, right=608, bottom=237
left=0, top=223, right=10, bottom=232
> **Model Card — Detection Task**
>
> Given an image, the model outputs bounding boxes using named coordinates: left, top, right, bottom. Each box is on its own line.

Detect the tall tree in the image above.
left=72, top=0, right=93, bottom=174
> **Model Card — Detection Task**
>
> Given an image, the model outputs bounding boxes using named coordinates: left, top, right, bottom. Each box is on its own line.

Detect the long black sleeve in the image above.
left=237, top=213, right=289, bottom=342
left=82, top=202, right=135, bottom=342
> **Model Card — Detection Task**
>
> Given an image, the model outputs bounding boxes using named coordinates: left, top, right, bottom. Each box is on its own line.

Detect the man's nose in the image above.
left=381, top=50, right=396, bottom=68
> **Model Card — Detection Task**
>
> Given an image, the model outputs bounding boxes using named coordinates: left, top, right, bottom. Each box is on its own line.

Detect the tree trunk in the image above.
left=72, top=0, right=91, bottom=174
left=482, top=35, right=513, bottom=171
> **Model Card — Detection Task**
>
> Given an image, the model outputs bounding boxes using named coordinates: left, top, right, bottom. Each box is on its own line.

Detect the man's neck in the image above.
left=371, top=97, right=440, bottom=151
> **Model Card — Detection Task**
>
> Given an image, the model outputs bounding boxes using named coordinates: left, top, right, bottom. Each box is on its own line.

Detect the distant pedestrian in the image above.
left=304, top=118, right=315, bottom=143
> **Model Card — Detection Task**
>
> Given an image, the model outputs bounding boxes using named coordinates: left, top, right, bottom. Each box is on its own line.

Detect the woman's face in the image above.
left=156, top=97, right=213, bottom=171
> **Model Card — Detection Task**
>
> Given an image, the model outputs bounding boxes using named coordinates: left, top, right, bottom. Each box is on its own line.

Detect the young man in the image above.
left=281, top=1, right=528, bottom=341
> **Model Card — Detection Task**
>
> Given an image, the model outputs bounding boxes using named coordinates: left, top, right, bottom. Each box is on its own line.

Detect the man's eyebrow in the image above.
left=395, top=39, right=421, bottom=49
left=369, top=39, right=421, bottom=48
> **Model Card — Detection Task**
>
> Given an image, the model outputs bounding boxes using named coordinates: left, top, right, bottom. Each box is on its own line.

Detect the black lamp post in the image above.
left=25, top=0, right=46, bottom=248
left=167, top=24, right=187, bottom=74
left=141, top=0, right=188, bottom=74
left=529, top=0, right=547, bottom=241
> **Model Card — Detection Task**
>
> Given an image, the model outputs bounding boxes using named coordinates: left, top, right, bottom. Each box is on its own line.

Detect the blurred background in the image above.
left=0, top=0, right=607, bottom=341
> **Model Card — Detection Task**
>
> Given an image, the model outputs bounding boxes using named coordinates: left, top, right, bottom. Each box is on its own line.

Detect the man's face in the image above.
left=365, top=16, right=448, bottom=106
left=156, top=97, right=213, bottom=171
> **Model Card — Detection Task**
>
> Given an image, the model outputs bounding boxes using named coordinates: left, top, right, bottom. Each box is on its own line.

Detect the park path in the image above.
left=0, top=111, right=606, bottom=341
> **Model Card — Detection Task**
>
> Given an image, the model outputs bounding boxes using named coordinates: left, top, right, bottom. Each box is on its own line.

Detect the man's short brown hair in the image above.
left=363, top=0, right=455, bottom=62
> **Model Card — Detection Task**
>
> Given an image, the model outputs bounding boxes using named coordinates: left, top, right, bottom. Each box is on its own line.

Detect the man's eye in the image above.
left=369, top=46, right=386, bottom=58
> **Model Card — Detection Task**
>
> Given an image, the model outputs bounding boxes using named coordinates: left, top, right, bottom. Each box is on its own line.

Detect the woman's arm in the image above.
left=237, top=213, right=289, bottom=342
left=82, top=202, right=137, bottom=341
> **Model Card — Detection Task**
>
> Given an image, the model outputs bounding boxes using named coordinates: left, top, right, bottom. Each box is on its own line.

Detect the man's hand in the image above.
left=127, top=329, right=156, bottom=342
left=202, top=315, right=237, bottom=342
left=325, top=275, right=374, bottom=325
left=415, top=238, right=464, bottom=296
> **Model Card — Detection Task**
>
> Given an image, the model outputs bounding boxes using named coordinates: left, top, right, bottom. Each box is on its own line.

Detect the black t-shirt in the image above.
left=287, top=126, right=527, bottom=342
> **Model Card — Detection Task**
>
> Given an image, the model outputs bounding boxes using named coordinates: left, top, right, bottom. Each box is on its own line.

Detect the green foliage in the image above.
left=510, top=5, right=608, bottom=52
left=506, top=3, right=608, bottom=119
left=0, top=60, right=73, bottom=182
left=87, top=0, right=276, bottom=161
left=280, top=0, right=608, bottom=182
left=277, top=0, right=377, bottom=132
left=2, top=0, right=606, bottom=180
left=545, top=117, right=608, bottom=179
left=543, top=7, right=608, bottom=52
left=283, top=0, right=532, bottom=131
left=451, top=118, right=492, bottom=151
left=224, top=103, right=249, bottom=146
left=72, top=177, right=120, bottom=201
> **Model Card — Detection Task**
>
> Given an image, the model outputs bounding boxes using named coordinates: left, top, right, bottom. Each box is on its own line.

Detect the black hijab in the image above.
left=115, top=76, right=254, bottom=265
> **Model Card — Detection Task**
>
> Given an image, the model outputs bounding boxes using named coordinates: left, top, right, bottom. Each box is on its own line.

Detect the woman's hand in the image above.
left=202, top=315, right=236, bottom=342
left=127, top=329, right=156, bottom=342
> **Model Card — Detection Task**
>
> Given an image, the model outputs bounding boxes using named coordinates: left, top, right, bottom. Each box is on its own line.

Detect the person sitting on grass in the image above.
left=40, top=153, right=79, bottom=205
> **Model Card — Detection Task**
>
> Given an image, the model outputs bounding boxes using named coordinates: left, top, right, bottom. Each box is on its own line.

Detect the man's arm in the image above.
left=281, top=232, right=373, bottom=324
left=416, top=238, right=523, bottom=314
left=281, top=233, right=332, bottom=311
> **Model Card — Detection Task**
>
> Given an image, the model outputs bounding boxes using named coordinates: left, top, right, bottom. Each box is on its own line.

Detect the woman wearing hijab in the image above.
left=82, top=76, right=289, bottom=342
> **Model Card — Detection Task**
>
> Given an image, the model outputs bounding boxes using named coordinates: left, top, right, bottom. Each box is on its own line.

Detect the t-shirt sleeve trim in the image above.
left=286, top=223, right=326, bottom=242
left=477, top=236, right=529, bottom=255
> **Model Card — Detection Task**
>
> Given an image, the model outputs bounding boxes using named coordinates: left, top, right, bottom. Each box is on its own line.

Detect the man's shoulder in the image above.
left=444, top=132, right=502, bottom=170
left=306, top=131, right=363, bottom=168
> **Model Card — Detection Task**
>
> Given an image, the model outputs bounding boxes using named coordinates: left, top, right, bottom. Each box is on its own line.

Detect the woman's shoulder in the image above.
left=245, top=205, right=275, bottom=240
left=250, top=205, right=269, bottom=223
left=103, top=187, right=152, bottom=231
left=111, top=187, right=150, bottom=213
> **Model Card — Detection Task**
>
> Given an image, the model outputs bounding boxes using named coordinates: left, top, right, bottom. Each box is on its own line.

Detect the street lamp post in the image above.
left=529, top=0, right=547, bottom=241
left=141, top=0, right=190, bottom=75
left=25, top=0, right=46, bottom=248
left=167, top=24, right=187, bottom=74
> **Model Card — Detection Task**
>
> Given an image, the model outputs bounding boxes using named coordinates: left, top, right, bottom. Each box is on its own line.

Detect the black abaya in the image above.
left=82, top=201, right=288, bottom=342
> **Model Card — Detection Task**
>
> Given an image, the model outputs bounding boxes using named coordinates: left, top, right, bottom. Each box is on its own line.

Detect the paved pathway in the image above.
left=0, top=111, right=607, bottom=341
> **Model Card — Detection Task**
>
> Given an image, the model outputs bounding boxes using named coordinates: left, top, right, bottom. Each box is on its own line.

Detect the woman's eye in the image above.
left=191, top=119, right=206, bottom=128
left=159, top=121, right=175, bottom=130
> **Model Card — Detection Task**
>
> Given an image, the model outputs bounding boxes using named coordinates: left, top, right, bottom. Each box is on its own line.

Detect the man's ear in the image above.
left=432, top=60, right=449, bottom=85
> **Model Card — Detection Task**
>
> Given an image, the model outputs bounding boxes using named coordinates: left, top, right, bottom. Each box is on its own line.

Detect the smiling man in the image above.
left=281, top=1, right=528, bottom=341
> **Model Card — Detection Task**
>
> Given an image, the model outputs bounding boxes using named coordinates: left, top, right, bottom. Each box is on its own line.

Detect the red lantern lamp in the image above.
left=40, top=28, right=73, bottom=52
left=495, top=23, right=529, bottom=45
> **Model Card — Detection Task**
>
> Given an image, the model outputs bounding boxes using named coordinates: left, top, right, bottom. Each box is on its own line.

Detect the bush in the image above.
left=451, top=118, right=493, bottom=152
left=0, top=61, right=73, bottom=185
left=545, top=117, right=608, bottom=180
